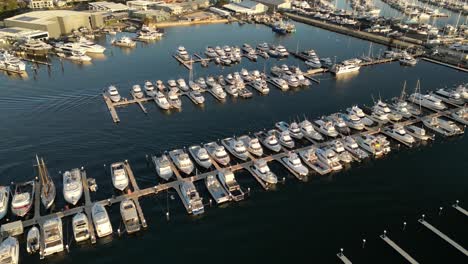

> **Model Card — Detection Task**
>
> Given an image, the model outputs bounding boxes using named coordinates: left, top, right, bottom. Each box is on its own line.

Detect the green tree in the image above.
left=1, top=0, right=18, bottom=12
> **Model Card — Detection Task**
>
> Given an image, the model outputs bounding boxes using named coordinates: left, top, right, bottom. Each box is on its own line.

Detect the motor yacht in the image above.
left=120, top=199, right=141, bottom=234
left=205, top=175, right=230, bottom=204
left=422, top=116, right=463, bottom=136
left=454, top=85, right=468, bottom=101
left=281, top=72, right=300, bottom=88
left=225, top=84, right=239, bottom=97
left=111, top=162, right=129, bottom=191
left=299, top=119, right=324, bottom=141
left=106, top=85, right=121, bottom=103
left=111, top=36, right=136, bottom=48
left=254, top=130, right=282, bottom=152
left=343, top=136, right=369, bottom=160
left=391, top=99, right=420, bottom=118
left=329, top=140, right=353, bottom=163
left=281, top=152, right=309, bottom=177
left=298, top=148, right=331, bottom=175
left=434, top=88, right=464, bottom=105
left=211, top=84, right=227, bottom=100
left=26, top=227, right=40, bottom=254
left=155, top=91, right=171, bottom=110
left=347, top=105, right=366, bottom=118
left=251, top=160, right=278, bottom=184
left=0, top=186, right=10, bottom=220
left=177, top=78, right=189, bottom=92
left=450, top=108, right=468, bottom=125
left=384, top=125, right=415, bottom=144
left=144, top=81, right=157, bottom=97
left=238, top=135, right=263, bottom=157
left=204, top=46, right=217, bottom=58
left=155, top=80, right=166, bottom=91
left=189, top=90, right=205, bottom=105
left=0, top=51, right=26, bottom=72
left=11, top=181, right=35, bottom=217
left=19, top=39, right=52, bottom=56
left=276, top=121, right=303, bottom=139
left=196, top=77, right=208, bottom=89
left=220, top=55, right=231, bottom=65
left=371, top=109, right=389, bottom=123
left=204, top=142, right=231, bottom=166
left=92, top=203, right=113, bottom=238
left=217, top=170, right=244, bottom=201
left=180, top=181, right=204, bottom=215
left=289, top=66, right=310, bottom=86
left=355, top=135, right=384, bottom=157
left=376, top=135, right=391, bottom=154
left=339, top=113, right=364, bottom=130
left=316, top=148, right=342, bottom=171
left=0, top=237, right=19, bottom=264
left=189, top=81, right=201, bottom=91
left=176, top=46, right=190, bottom=61
left=152, top=154, right=173, bottom=181
left=409, top=93, right=447, bottom=110
left=72, top=212, right=90, bottom=242
left=67, top=50, right=92, bottom=62
left=188, top=145, right=212, bottom=169
left=169, top=149, right=194, bottom=175
left=330, top=63, right=360, bottom=75
left=270, top=77, right=289, bottom=91
left=314, top=119, right=339, bottom=137
left=404, top=125, right=432, bottom=141
left=327, top=114, right=351, bottom=134
left=63, top=169, right=83, bottom=205
left=168, top=89, right=182, bottom=109
left=271, top=130, right=295, bottom=149
left=222, top=138, right=249, bottom=161
left=76, top=37, right=106, bottom=53
left=132, top=85, right=144, bottom=99
left=167, top=79, right=177, bottom=90
left=42, top=217, right=64, bottom=256
left=251, top=79, right=269, bottom=94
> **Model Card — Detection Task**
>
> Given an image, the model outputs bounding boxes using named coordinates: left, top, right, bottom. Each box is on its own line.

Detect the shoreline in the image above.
left=152, top=18, right=229, bottom=28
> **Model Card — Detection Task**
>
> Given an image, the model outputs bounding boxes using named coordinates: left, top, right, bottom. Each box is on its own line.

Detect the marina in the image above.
left=0, top=12, right=466, bottom=264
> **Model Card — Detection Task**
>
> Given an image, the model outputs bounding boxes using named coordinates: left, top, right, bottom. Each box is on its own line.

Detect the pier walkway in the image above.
left=418, top=219, right=468, bottom=256
left=380, top=234, right=419, bottom=264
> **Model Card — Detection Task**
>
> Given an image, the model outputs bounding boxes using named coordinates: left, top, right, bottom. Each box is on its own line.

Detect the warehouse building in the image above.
left=224, top=0, right=268, bottom=14
left=253, top=0, right=291, bottom=11
left=88, top=1, right=129, bottom=12
left=4, top=10, right=104, bottom=39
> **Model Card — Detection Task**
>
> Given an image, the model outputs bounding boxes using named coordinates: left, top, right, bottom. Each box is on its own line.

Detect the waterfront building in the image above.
left=28, top=0, right=54, bottom=9
left=88, top=1, right=130, bottom=12
left=253, top=0, right=291, bottom=11
left=126, top=1, right=159, bottom=11
left=224, top=0, right=268, bottom=14
left=131, top=10, right=171, bottom=22
left=0, top=27, right=49, bottom=41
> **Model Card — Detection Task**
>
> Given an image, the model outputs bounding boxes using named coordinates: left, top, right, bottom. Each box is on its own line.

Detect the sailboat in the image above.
left=36, top=155, right=56, bottom=209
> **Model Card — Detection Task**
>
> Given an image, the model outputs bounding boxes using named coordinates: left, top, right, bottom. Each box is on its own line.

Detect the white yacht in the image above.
left=144, top=81, right=157, bottom=97
left=251, top=160, right=278, bottom=184
left=72, top=212, right=90, bottom=242
left=423, top=116, right=463, bottom=136
left=63, top=169, right=83, bottom=205
left=0, top=186, right=10, bottom=220
left=329, top=140, right=353, bottom=163
left=155, top=91, right=171, bottom=110
left=204, top=46, right=217, bottom=58
left=120, top=199, right=141, bottom=234
left=224, top=84, right=239, bottom=97
left=275, top=45, right=289, bottom=57
left=331, top=63, right=360, bottom=75
left=176, top=46, right=190, bottom=61
left=189, top=81, right=201, bottom=91
left=26, top=226, right=40, bottom=254
left=132, top=85, right=144, bottom=99
left=11, top=181, right=35, bottom=217
left=327, top=114, right=351, bottom=134
left=339, top=113, right=364, bottom=130
left=42, top=217, right=64, bottom=256
left=290, top=66, right=310, bottom=86
left=404, top=125, right=432, bottom=141
left=371, top=109, right=389, bottom=123
left=76, top=37, right=106, bottom=53
left=111, top=36, right=136, bottom=48
left=55, top=42, right=87, bottom=54
left=110, top=162, right=129, bottom=191
left=0, top=52, right=26, bottom=72
left=409, top=93, right=447, bottom=110
left=374, top=100, right=402, bottom=121
left=281, top=72, right=300, bottom=88
left=189, top=90, right=205, bottom=105
left=19, top=39, right=52, bottom=56
left=391, top=99, right=419, bottom=118
left=454, top=85, right=468, bottom=101
left=155, top=80, right=166, bottom=91
left=106, top=85, right=121, bottom=103
left=220, top=55, right=231, bottom=65
left=251, top=79, right=269, bottom=94
left=282, top=152, right=309, bottom=177
left=347, top=105, right=366, bottom=118
left=272, top=130, right=295, bottom=149
left=385, top=125, right=415, bottom=144
left=205, top=175, right=230, bottom=204
left=376, top=135, right=391, bottom=154
left=205, top=142, right=231, bottom=166
left=169, top=149, right=194, bottom=175
left=255, top=131, right=282, bottom=152
left=314, top=119, right=339, bottom=137
left=238, top=135, right=263, bottom=157
left=168, top=89, right=182, bottom=109
left=217, top=169, right=244, bottom=201
left=180, top=181, right=204, bottom=215
left=343, top=136, right=369, bottom=160
left=92, top=203, right=113, bottom=238
left=270, top=77, right=289, bottom=91
left=196, top=77, right=208, bottom=89
left=222, top=138, right=249, bottom=161
left=0, top=237, right=19, bottom=264
left=67, top=50, right=92, bottom=62
left=355, top=135, right=384, bottom=157
left=167, top=79, right=178, bottom=90
left=451, top=108, right=468, bottom=125
left=188, top=145, right=212, bottom=169
left=276, top=121, right=303, bottom=139
left=434, top=88, right=464, bottom=105
left=177, top=78, right=189, bottom=92
left=300, top=119, right=324, bottom=141
left=152, top=154, right=173, bottom=181
left=316, top=148, right=342, bottom=171
left=298, top=148, right=331, bottom=175
left=305, top=58, right=322, bottom=69
left=211, top=84, right=227, bottom=101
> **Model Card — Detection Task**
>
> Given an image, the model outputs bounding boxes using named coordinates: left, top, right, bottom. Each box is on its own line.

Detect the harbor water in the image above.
left=0, top=21, right=467, bottom=263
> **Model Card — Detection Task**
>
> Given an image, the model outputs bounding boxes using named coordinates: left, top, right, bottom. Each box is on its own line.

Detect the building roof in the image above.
left=6, top=10, right=92, bottom=25
left=254, top=0, right=287, bottom=6
left=126, top=1, right=158, bottom=6
left=0, top=27, right=48, bottom=38
left=238, top=0, right=263, bottom=9
left=89, top=1, right=129, bottom=12
left=224, top=2, right=266, bottom=14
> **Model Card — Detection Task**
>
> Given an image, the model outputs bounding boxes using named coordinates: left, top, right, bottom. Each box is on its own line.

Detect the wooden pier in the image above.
left=336, top=252, right=353, bottom=264
left=452, top=203, right=468, bottom=217
left=380, top=234, right=419, bottom=264
left=173, top=55, right=193, bottom=70
left=418, top=219, right=468, bottom=256
left=102, top=94, right=120, bottom=123
left=81, top=170, right=97, bottom=244
left=421, top=57, right=468, bottom=73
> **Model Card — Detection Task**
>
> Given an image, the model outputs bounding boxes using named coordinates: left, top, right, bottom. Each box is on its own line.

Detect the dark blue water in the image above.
left=0, top=21, right=467, bottom=263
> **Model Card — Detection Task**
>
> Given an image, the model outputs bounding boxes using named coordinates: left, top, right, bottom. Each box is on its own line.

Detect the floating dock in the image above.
left=452, top=203, right=468, bottom=217
left=380, top=234, right=420, bottom=264
left=336, top=252, right=353, bottom=264
left=418, top=219, right=468, bottom=256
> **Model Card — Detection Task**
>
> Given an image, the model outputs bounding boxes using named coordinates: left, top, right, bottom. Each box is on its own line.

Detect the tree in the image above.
left=1, top=0, right=18, bottom=12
